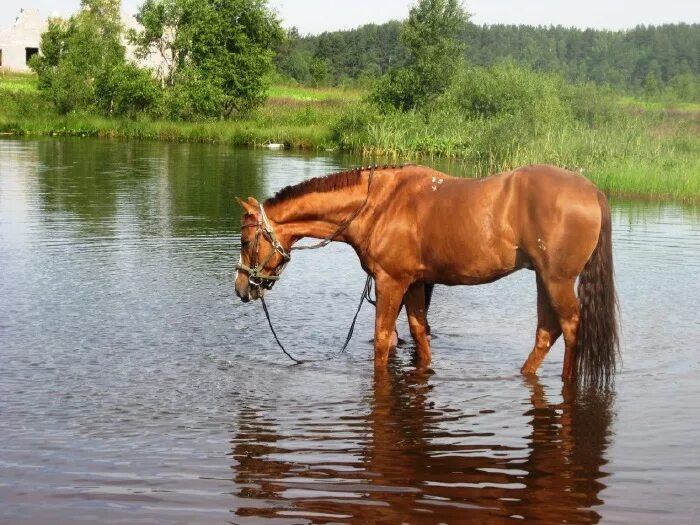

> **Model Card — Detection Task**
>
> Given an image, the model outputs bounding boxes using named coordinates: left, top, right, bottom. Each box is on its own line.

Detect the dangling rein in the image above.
left=261, top=275, right=376, bottom=365
left=258, top=166, right=376, bottom=365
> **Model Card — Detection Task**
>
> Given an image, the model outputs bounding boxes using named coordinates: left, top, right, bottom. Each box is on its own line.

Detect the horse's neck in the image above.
left=266, top=188, right=369, bottom=245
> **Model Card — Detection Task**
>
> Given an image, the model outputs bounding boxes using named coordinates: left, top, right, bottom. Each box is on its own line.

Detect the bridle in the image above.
left=235, top=203, right=290, bottom=291
left=235, top=166, right=375, bottom=293
left=234, top=166, right=377, bottom=364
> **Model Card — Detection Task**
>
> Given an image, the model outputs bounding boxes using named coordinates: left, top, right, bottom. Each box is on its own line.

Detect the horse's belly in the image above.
left=426, top=247, right=522, bottom=285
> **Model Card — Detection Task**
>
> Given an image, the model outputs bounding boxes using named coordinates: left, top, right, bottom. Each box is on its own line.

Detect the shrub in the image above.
left=95, top=63, right=162, bottom=117
left=452, top=62, right=571, bottom=128
left=370, top=68, right=422, bottom=111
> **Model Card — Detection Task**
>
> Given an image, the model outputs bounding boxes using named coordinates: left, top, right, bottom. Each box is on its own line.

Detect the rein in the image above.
left=260, top=274, right=376, bottom=364
left=244, top=166, right=377, bottom=364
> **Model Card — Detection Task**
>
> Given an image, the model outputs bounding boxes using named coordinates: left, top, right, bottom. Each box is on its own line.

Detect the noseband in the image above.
left=235, top=203, right=290, bottom=291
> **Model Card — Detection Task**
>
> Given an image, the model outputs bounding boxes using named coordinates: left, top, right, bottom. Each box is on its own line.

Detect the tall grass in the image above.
left=334, top=109, right=699, bottom=200
left=334, top=64, right=700, bottom=201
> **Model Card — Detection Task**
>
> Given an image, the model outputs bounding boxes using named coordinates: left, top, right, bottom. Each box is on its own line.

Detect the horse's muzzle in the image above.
left=235, top=282, right=261, bottom=302
left=234, top=280, right=250, bottom=302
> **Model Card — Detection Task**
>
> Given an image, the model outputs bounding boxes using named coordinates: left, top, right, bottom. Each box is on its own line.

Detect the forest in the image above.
left=276, top=21, right=700, bottom=99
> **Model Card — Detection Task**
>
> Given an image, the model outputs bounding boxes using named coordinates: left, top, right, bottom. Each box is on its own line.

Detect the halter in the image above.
left=236, top=166, right=374, bottom=297
left=235, top=203, right=291, bottom=291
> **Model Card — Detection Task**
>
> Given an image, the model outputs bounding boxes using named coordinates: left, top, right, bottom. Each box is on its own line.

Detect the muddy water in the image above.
left=1, top=138, right=699, bottom=524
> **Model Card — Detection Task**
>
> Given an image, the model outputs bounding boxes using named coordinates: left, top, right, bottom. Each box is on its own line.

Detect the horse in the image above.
left=234, top=164, right=619, bottom=386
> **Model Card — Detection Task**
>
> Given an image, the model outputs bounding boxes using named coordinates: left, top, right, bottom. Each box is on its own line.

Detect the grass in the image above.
left=618, top=96, right=700, bottom=115
left=0, top=71, right=37, bottom=93
left=267, top=84, right=364, bottom=102
left=1, top=72, right=698, bottom=201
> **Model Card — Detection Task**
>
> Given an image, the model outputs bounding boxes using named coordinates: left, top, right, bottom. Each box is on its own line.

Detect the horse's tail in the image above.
left=576, top=191, right=620, bottom=387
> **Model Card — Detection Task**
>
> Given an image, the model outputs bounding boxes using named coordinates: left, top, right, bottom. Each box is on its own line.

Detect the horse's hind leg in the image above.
left=404, top=283, right=432, bottom=367
left=542, top=277, right=580, bottom=382
left=521, top=274, right=562, bottom=375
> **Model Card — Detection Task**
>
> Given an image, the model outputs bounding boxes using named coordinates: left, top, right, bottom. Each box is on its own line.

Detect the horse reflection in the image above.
left=229, top=360, right=614, bottom=524
left=513, top=377, right=613, bottom=523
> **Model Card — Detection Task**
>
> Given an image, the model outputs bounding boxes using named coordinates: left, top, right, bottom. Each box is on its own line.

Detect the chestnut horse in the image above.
left=234, top=164, right=619, bottom=385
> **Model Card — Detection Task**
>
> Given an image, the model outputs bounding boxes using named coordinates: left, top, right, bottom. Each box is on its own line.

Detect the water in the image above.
left=1, top=138, right=699, bottom=524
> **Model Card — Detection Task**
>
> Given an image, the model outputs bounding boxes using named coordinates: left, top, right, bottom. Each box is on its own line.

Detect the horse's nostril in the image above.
left=235, top=285, right=250, bottom=302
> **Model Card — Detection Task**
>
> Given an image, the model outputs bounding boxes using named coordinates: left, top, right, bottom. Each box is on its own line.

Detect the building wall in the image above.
left=0, top=9, right=46, bottom=73
left=0, top=8, right=167, bottom=75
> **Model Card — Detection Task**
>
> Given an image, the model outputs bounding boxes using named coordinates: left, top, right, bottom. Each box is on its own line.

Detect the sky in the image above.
left=2, top=0, right=699, bottom=33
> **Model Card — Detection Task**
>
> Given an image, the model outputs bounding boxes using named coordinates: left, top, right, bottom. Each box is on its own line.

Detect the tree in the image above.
left=31, top=0, right=127, bottom=114
left=372, top=0, right=468, bottom=110
left=133, top=0, right=284, bottom=119
left=309, top=58, right=329, bottom=87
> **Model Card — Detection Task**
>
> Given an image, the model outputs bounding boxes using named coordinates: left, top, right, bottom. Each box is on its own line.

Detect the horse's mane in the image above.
left=265, top=164, right=414, bottom=206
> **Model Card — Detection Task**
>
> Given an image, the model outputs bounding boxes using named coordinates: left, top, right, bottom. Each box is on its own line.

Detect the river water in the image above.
left=1, top=138, right=699, bottom=524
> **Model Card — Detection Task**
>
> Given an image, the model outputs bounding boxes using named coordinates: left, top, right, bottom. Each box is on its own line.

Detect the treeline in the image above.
left=275, top=21, right=700, bottom=99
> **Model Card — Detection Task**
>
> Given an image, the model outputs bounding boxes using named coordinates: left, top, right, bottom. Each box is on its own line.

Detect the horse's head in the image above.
left=234, top=197, right=291, bottom=302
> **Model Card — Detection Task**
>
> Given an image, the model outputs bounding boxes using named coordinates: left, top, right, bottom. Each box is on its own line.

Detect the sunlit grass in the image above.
left=0, top=72, right=38, bottom=93
left=267, top=84, right=365, bottom=102
left=618, top=96, right=700, bottom=115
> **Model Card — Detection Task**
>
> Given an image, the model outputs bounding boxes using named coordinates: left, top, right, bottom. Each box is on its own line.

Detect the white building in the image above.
left=0, top=8, right=166, bottom=75
left=0, top=9, right=46, bottom=73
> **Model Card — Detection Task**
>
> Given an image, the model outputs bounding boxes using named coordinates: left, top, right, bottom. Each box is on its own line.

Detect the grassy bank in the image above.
left=1, top=73, right=698, bottom=201
left=0, top=74, right=349, bottom=149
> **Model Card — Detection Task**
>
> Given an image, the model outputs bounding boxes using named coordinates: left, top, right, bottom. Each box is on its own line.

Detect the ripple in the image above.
left=1, top=138, right=699, bottom=523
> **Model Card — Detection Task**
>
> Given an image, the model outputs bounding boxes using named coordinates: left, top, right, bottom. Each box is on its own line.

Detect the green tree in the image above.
left=31, top=0, right=126, bottom=114
left=275, top=19, right=699, bottom=98
left=133, top=0, right=284, bottom=119
left=372, top=0, right=468, bottom=110
left=309, top=58, right=329, bottom=87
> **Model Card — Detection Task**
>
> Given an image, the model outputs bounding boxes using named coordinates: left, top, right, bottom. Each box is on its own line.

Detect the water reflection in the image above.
left=230, top=359, right=613, bottom=524
left=27, top=139, right=267, bottom=235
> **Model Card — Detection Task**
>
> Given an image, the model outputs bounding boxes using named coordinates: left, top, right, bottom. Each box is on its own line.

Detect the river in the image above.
left=1, top=138, right=699, bottom=524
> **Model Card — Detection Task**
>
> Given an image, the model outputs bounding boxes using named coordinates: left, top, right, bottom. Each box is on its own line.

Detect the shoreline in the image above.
left=2, top=128, right=698, bottom=204
left=2, top=79, right=698, bottom=202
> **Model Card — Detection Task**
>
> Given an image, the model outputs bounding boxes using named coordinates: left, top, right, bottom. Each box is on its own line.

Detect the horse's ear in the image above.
left=235, top=196, right=257, bottom=215
left=246, top=196, right=260, bottom=207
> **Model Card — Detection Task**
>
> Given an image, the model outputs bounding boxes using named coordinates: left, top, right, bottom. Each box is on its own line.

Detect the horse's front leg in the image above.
left=373, top=275, right=409, bottom=368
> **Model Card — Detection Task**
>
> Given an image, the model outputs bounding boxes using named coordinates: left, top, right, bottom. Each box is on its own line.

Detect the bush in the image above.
left=95, top=63, right=162, bottom=117
left=370, top=68, right=423, bottom=111
left=452, top=62, right=570, bottom=127
left=562, top=82, right=623, bottom=126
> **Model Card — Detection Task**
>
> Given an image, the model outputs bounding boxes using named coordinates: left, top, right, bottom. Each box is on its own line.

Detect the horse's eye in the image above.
left=241, top=240, right=250, bottom=248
